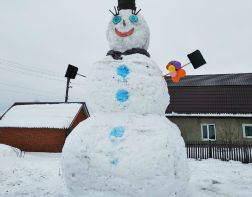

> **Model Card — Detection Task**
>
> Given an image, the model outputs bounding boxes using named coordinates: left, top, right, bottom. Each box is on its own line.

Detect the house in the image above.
left=0, top=102, right=89, bottom=152
left=165, top=73, right=252, bottom=143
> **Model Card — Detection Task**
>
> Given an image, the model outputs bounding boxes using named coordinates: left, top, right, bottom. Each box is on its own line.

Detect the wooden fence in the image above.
left=185, top=141, right=252, bottom=164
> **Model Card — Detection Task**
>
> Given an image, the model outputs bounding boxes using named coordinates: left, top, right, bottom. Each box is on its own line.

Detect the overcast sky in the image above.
left=0, top=0, right=251, bottom=114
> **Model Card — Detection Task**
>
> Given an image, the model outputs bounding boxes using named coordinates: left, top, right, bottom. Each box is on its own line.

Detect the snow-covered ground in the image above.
left=0, top=145, right=252, bottom=197
left=189, top=159, right=252, bottom=197
left=0, top=145, right=67, bottom=197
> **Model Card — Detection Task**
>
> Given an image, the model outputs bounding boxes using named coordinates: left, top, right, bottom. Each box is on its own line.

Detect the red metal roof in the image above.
left=165, top=73, right=252, bottom=87
left=166, top=73, right=252, bottom=115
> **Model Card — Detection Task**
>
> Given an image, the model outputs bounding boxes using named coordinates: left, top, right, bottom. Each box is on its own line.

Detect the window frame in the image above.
left=242, top=124, right=252, bottom=139
left=201, top=123, right=216, bottom=141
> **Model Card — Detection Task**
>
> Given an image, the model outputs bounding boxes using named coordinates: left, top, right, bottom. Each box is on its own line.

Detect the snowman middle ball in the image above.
left=84, top=54, right=169, bottom=115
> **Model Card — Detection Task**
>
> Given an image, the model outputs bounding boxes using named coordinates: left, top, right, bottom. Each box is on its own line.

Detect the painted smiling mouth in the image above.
left=115, top=28, right=135, bottom=37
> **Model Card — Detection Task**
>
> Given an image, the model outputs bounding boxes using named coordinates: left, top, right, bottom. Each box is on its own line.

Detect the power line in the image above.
left=0, top=64, right=64, bottom=81
left=0, top=66, right=66, bottom=83
left=1, top=88, right=62, bottom=100
left=0, top=57, right=68, bottom=83
left=0, top=61, right=63, bottom=79
left=0, top=57, right=62, bottom=78
left=0, top=82, right=59, bottom=96
left=0, top=57, right=89, bottom=101
left=0, top=61, right=58, bottom=77
left=0, top=57, right=89, bottom=86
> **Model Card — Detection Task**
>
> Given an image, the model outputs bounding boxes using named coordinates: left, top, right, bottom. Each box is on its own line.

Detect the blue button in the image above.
left=110, top=127, right=125, bottom=138
left=116, top=89, right=129, bottom=102
left=110, top=159, right=119, bottom=166
left=117, top=65, right=130, bottom=79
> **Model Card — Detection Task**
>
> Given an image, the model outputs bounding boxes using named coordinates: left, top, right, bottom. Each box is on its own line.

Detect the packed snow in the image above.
left=62, top=7, right=188, bottom=197
left=0, top=145, right=67, bottom=197
left=62, top=113, right=188, bottom=197
left=189, top=159, right=252, bottom=197
left=0, top=104, right=83, bottom=129
left=107, top=9, right=150, bottom=52
left=84, top=54, right=169, bottom=115
left=0, top=144, right=22, bottom=158
left=1, top=145, right=252, bottom=197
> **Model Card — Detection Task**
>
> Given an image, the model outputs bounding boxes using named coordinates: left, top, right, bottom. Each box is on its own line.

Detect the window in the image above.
left=242, top=124, right=252, bottom=138
left=201, top=124, right=216, bottom=141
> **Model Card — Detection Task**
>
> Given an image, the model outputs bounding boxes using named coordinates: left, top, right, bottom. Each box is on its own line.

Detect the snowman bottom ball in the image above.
left=62, top=113, right=189, bottom=197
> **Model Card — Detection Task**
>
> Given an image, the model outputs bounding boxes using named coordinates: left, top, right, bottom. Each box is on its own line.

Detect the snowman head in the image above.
left=107, top=8, right=150, bottom=52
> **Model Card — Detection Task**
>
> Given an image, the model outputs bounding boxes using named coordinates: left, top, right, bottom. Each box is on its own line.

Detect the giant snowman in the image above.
left=62, top=0, right=189, bottom=196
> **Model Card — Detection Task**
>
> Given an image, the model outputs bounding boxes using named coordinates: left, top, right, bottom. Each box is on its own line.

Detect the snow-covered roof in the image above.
left=166, top=112, right=252, bottom=118
left=0, top=103, right=83, bottom=129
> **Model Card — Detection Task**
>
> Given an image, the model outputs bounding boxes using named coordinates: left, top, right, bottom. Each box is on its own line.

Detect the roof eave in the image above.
left=166, top=113, right=252, bottom=118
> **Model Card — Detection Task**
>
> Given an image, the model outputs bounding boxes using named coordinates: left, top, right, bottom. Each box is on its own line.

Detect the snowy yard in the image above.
left=0, top=145, right=252, bottom=197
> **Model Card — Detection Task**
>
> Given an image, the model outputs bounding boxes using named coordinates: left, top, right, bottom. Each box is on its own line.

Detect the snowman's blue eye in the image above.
left=129, top=15, right=138, bottom=23
left=112, top=15, right=122, bottom=25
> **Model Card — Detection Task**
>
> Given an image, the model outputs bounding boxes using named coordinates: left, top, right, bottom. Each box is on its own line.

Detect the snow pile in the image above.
left=2, top=154, right=252, bottom=197
left=0, top=153, right=67, bottom=197
left=0, top=144, right=21, bottom=158
left=0, top=104, right=82, bottom=129
left=62, top=113, right=188, bottom=197
left=188, top=159, right=252, bottom=197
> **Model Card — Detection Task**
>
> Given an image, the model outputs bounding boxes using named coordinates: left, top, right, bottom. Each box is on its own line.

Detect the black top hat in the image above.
left=118, top=0, right=136, bottom=10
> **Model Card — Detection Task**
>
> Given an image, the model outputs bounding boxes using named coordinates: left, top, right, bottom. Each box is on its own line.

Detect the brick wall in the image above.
left=70, top=108, right=88, bottom=130
left=0, top=107, right=89, bottom=152
left=0, top=128, right=67, bottom=152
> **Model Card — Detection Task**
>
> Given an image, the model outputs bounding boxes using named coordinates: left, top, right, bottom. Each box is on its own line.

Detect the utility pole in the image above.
left=65, top=77, right=71, bottom=103
left=64, top=64, right=86, bottom=103
left=64, top=64, right=78, bottom=103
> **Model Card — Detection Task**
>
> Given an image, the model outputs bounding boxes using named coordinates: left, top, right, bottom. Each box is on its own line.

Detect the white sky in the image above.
left=0, top=0, right=251, bottom=114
